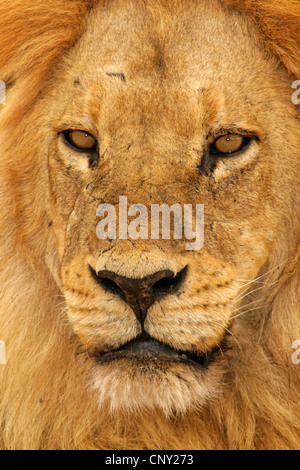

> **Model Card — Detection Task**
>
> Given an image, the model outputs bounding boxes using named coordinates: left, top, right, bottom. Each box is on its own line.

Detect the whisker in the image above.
left=231, top=297, right=264, bottom=314
left=233, top=278, right=281, bottom=305
left=231, top=305, right=263, bottom=320
left=233, top=285, right=265, bottom=304
left=236, top=259, right=288, bottom=287
left=211, top=320, right=243, bottom=353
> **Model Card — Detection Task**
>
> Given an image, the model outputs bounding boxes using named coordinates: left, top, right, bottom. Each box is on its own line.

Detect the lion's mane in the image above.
left=1, top=0, right=300, bottom=450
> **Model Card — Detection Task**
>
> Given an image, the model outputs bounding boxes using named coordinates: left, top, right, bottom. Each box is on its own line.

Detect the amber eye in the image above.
left=212, top=134, right=250, bottom=155
left=62, top=130, right=97, bottom=152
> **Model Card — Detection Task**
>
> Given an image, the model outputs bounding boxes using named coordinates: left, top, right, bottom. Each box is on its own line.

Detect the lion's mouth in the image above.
left=95, top=332, right=217, bottom=367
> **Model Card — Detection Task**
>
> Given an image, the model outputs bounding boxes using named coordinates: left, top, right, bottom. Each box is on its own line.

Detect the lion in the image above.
left=1, top=0, right=300, bottom=450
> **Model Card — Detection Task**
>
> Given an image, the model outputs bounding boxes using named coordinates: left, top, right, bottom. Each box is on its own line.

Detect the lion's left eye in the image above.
left=62, top=130, right=97, bottom=152
left=212, top=134, right=251, bottom=156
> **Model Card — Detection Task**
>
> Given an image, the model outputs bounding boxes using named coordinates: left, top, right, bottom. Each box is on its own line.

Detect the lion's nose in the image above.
left=91, top=267, right=187, bottom=327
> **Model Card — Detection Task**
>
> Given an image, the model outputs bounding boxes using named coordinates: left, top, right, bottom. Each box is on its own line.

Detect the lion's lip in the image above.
left=95, top=333, right=216, bottom=367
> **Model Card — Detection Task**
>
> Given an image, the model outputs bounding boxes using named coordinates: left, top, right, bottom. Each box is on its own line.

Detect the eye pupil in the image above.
left=63, top=130, right=97, bottom=151
left=213, top=134, right=246, bottom=155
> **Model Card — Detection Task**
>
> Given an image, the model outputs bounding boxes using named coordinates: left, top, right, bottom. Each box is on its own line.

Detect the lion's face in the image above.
left=42, top=0, right=299, bottom=415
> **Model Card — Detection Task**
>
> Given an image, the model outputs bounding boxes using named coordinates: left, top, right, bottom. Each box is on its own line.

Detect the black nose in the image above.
left=90, top=267, right=187, bottom=327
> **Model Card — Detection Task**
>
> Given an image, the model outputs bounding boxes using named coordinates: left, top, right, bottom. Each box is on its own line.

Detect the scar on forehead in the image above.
left=73, top=78, right=83, bottom=87
left=106, top=72, right=126, bottom=83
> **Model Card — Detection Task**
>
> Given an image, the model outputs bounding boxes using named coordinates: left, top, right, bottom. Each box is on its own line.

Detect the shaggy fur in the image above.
left=1, top=0, right=300, bottom=450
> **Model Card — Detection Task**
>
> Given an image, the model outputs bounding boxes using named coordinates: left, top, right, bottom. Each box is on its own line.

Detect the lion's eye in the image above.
left=62, top=130, right=97, bottom=152
left=212, top=134, right=250, bottom=155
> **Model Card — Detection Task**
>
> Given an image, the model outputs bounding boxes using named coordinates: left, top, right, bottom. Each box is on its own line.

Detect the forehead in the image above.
left=59, top=0, right=289, bottom=135
left=69, top=0, right=273, bottom=88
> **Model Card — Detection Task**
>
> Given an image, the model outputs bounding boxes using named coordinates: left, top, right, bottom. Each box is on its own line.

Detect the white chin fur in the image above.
left=90, top=358, right=221, bottom=418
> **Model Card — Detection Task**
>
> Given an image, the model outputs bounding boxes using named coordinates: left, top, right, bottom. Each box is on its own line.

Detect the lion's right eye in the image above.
left=211, top=134, right=252, bottom=157
left=62, top=130, right=97, bottom=152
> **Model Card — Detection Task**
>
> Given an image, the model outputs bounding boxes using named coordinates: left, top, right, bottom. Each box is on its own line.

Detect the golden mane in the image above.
left=225, top=0, right=300, bottom=78
left=1, top=0, right=300, bottom=450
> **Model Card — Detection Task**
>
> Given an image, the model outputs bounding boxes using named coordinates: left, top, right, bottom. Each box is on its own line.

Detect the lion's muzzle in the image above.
left=90, top=265, right=187, bottom=328
left=95, top=331, right=217, bottom=367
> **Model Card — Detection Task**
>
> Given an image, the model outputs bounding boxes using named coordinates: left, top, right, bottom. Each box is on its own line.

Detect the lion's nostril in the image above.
left=89, top=266, right=125, bottom=299
left=89, top=266, right=187, bottom=327
left=96, top=276, right=125, bottom=299
left=151, top=267, right=187, bottom=295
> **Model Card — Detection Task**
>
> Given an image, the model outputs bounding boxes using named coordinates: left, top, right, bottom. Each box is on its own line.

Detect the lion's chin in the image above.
left=90, top=334, right=223, bottom=417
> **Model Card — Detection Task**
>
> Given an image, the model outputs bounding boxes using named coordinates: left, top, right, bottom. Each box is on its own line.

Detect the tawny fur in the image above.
left=1, top=0, right=300, bottom=450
